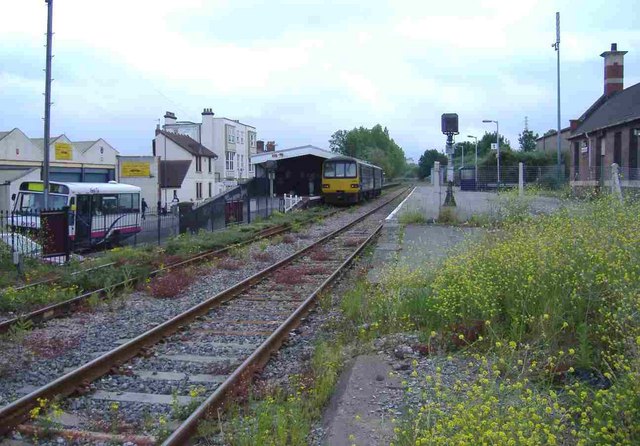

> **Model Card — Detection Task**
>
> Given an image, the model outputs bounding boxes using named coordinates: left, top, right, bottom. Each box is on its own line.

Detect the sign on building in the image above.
left=121, top=162, right=151, bottom=177
left=55, top=142, right=73, bottom=160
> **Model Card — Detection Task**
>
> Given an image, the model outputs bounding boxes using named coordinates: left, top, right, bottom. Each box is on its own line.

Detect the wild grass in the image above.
left=339, top=196, right=640, bottom=445
left=211, top=339, right=343, bottom=446
left=398, top=210, right=427, bottom=225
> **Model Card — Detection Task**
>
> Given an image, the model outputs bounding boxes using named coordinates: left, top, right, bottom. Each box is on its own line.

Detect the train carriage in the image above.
left=11, top=181, right=142, bottom=249
left=321, top=156, right=383, bottom=204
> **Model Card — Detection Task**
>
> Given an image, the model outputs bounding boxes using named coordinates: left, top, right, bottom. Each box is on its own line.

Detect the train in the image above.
left=321, top=155, right=384, bottom=204
left=11, top=181, right=142, bottom=248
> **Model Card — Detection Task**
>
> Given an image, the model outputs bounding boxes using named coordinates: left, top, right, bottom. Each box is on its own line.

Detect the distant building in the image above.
left=153, top=125, right=218, bottom=206
left=154, top=109, right=257, bottom=204
left=535, top=127, right=571, bottom=157
left=117, top=155, right=161, bottom=211
left=0, top=128, right=118, bottom=211
left=568, top=43, right=640, bottom=185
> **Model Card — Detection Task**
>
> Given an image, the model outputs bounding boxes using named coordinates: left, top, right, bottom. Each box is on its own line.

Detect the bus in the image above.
left=11, top=181, right=142, bottom=248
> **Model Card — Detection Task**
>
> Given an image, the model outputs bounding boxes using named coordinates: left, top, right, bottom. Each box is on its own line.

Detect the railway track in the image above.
left=0, top=188, right=408, bottom=444
left=0, top=223, right=294, bottom=334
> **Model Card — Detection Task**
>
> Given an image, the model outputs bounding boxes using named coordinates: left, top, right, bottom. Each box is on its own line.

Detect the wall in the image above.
left=117, top=155, right=160, bottom=211
left=0, top=129, right=41, bottom=161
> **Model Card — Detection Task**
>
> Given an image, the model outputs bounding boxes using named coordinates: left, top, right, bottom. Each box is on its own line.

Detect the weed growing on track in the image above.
left=340, top=197, right=640, bottom=445
left=210, top=340, right=343, bottom=445
left=147, top=270, right=195, bottom=298
left=0, top=284, right=77, bottom=313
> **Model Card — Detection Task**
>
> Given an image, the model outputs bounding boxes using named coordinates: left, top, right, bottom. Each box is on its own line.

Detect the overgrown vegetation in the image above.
left=341, top=197, right=640, bottom=445
left=209, top=339, right=344, bottom=445
left=398, top=210, right=427, bottom=225
left=0, top=206, right=333, bottom=313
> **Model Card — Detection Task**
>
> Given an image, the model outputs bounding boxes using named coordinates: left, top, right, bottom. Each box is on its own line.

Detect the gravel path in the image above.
left=0, top=195, right=398, bottom=409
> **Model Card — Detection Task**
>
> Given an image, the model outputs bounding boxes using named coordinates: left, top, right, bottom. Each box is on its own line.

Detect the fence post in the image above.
left=518, top=162, right=524, bottom=196
left=611, top=163, right=623, bottom=202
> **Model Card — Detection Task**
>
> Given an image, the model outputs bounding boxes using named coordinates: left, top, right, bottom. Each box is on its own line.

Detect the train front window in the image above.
left=15, top=193, right=68, bottom=214
left=324, top=161, right=357, bottom=178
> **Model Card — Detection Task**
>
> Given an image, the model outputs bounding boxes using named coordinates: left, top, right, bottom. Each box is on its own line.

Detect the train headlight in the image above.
left=322, top=184, right=330, bottom=189
left=350, top=184, right=360, bottom=189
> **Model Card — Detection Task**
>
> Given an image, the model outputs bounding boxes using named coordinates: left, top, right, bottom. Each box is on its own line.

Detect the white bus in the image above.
left=12, top=181, right=142, bottom=248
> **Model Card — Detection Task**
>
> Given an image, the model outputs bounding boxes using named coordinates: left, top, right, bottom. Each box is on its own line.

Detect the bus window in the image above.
left=117, top=193, right=140, bottom=212
left=15, top=193, right=68, bottom=214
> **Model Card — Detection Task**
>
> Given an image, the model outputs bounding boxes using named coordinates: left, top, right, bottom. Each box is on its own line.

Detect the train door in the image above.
left=75, top=194, right=92, bottom=247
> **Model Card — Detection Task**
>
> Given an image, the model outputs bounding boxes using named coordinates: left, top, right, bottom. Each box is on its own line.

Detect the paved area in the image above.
left=321, top=355, right=402, bottom=446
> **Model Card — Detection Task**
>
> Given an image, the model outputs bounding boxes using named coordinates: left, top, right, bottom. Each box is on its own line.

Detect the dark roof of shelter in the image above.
left=159, top=160, right=191, bottom=188
left=157, top=130, right=217, bottom=158
left=571, top=83, right=640, bottom=138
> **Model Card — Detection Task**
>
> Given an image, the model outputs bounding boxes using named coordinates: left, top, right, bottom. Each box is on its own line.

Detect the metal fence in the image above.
left=432, top=164, right=569, bottom=190
left=0, top=208, right=70, bottom=264
left=178, top=178, right=282, bottom=234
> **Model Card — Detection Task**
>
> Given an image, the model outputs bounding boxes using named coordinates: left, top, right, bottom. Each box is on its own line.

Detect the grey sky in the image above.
left=1, top=0, right=638, bottom=162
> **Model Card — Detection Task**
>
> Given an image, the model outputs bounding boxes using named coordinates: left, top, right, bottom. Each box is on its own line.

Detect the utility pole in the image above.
left=553, top=12, right=561, bottom=182
left=43, top=0, right=54, bottom=208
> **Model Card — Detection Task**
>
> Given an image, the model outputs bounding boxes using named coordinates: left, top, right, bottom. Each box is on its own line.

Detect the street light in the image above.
left=482, top=119, right=500, bottom=185
left=467, top=135, right=478, bottom=182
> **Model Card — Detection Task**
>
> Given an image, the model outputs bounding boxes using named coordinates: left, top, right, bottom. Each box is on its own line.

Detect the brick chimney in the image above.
left=266, top=141, right=276, bottom=152
left=570, top=119, right=581, bottom=132
left=256, top=140, right=265, bottom=152
left=600, top=43, right=627, bottom=97
left=164, top=111, right=177, bottom=126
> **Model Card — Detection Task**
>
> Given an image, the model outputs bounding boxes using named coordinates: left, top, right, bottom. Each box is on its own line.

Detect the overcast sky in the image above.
left=1, top=0, right=639, bottom=162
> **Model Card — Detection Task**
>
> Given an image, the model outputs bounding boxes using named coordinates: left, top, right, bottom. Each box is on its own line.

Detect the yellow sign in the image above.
left=27, top=182, right=45, bottom=192
left=54, top=142, right=73, bottom=160
left=121, top=162, right=151, bottom=177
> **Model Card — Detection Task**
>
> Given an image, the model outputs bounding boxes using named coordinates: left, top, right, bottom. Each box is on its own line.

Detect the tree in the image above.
left=328, top=125, right=407, bottom=178
left=518, top=128, right=539, bottom=152
left=417, top=149, right=448, bottom=180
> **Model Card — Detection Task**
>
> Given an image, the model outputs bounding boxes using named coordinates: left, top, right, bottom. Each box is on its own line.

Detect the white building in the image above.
left=0, top=128, right=119, bottom=211
left=158, top=109, right=257, bottom=196
left=152, top=124, right=218, bottom=206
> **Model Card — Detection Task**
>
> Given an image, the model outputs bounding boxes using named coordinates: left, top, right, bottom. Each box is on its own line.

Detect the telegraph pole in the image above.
left=43, top=0, right=54, bottom=208
left=553, top=12, right=561, bottom=182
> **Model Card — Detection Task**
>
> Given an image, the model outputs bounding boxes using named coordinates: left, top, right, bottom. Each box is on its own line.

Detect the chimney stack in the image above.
left=256, top=140, right=265, bottom=152
left=266, top=141, right=276, bottom=152
left=600, top=43, right=627, bottom=97
left=201, top=108, right=215, bottom=149
left=164, top=111, right=177, bottom=126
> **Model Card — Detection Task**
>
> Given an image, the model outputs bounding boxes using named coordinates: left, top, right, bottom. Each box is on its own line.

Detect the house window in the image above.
left=249, top=158, right=254, bottom=172
left=196, top=182, right=203, bottom=199
left=573, top=142, right=580, bottom=178
left=208, top=182, right=212, bottom=197
left=227, top=127, right=235, bottom=144
left=208, top=157, right=212, bottom=173
left=195, top=156, right=202, bottom=172
left=249, top=133, right=256, bottom=147
left=630, top=129, right=639, bottom=180
left=225, top=151, right=234, bottom=170
left=613, top=132, right=622, bottom=167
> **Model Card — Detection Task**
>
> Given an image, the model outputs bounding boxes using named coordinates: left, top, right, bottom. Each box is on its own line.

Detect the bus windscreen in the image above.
left=15, top=193, right=68, bottom=214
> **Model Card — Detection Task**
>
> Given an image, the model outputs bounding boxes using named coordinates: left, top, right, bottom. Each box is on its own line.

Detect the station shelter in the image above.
left=250, top=145, right=336, bottom=197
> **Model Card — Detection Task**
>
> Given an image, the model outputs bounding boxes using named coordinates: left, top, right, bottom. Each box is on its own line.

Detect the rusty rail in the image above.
left=0, top=189, right=408, bottom=437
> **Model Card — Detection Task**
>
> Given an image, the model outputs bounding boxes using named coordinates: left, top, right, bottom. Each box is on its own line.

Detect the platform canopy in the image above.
left=251, top=145, right=336, bottom=197
left=250, top=145, right=335, bottom=166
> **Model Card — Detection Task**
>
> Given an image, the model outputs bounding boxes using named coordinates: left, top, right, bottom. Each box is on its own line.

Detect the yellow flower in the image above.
left=543, top=314, right=550, bottom=320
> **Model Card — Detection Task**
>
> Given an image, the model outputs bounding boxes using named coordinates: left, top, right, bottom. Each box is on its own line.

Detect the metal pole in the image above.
left=461, top=144, right=464, bottom=168
left=474, top=137, right=478, bottom=182
left=496, top=121, right=500, bottom=185
left=555, top=12, right=562, bottom=182
left=43, top=0, right=54, bottom=209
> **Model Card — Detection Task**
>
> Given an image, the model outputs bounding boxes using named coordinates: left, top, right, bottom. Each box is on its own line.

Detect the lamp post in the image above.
left=482, top=120, right=500, bottom=185
left=467, top=135, right=478, bottom=182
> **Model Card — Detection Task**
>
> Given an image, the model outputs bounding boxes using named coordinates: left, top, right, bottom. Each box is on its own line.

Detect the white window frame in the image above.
left=225, top=151, right=234, bottom=170
left=195, top=156, right=202, bottom=173
left=208, top=182, right=212, bottom=197
left=196, top=182, right=203, bottom=199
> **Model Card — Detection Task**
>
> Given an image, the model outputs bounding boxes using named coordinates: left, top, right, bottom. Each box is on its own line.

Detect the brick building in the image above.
left=569, top=44, right=640, bottom=186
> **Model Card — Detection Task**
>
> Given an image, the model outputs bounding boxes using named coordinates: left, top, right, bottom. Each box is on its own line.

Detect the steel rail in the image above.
left=163, top=213, right=385, bottom=445
left=0, top=189, right=408, bottom=436
left=0, top=223, right=291, bottom=334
